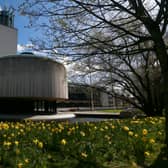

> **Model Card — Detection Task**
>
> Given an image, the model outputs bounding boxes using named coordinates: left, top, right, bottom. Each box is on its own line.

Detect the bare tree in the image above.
left=69, top=44, right=162, bottom=116
left=19, top=0, right=168, bottom=158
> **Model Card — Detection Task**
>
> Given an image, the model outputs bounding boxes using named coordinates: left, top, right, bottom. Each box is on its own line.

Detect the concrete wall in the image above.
left=0, top=55, right=68, bottom=100
left=0, top=24, right=17, bottom=56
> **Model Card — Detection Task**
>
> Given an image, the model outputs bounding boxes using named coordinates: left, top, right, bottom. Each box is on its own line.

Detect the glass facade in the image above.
left=0, top=10, right=14, bottom=27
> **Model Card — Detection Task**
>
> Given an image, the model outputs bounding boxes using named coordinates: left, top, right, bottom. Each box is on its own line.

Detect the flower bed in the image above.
left=0, top=117, right=165, bottom=168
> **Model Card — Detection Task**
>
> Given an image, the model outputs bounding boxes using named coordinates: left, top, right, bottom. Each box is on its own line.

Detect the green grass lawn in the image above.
left=98, top=109, right=122, bottom=113
left=0, top=117, right=165, bottom=168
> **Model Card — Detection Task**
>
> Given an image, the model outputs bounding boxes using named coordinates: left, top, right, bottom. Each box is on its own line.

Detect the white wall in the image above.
left=0, top=24, right=17, bottom=56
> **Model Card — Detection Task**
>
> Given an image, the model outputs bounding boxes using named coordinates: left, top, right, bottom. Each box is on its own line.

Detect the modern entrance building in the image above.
left=0, top=9, right=68, bottom=114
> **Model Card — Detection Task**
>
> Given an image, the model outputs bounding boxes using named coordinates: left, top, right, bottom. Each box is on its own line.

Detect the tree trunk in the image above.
left=162, top=73, right=168, bottom=158
left=143, top=103, right=162, bottom=117
left=146, top=25, right=168, bottom=161
left=150, top=74, right=168, bottom=167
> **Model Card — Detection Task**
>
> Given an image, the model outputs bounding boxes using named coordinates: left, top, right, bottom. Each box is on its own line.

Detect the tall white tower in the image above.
left=0, top=8, right=17, bottom=56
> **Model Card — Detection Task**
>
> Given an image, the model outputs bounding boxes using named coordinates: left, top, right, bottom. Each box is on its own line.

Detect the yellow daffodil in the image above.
left=3, top=141, right=12, bottom=147
left=33, top=139, right=39, bottom=145
left=11, top=133, right=15, bottom=137
left=123, top=126, right=129, bottom=131
left=131, top=120, right=139, bottom=124
left=58, top=123, right=64, bottom=130
left=80, top=131, right=86, bottom=137
left=150, top=121, right=155, bottom=124
left=105, top=126, right=108, bottom=130
left=144, top=151, right=150, bottom=157
left=61, top=139, right=67, bottom=145
left=142, top=129, right=148, bottom=136
left=132, top=161, right=138, bottom=168
left=134, top=134, right=138, bottom=138
left=15, top=126, right=19, bottom=129
left=104, top=135, right=111, bottom=140
left=1, top=123, right=9, bottom=129
left=15, top=141, right=19, bottom=146
left=47, top=154, right=52, bottom=159
left=81, top=152, right=88, bottom=158
left=15, top=149, right=20, bottom=155
left=17, top=163, right=23, bottom=168
left=20, top=129, right=24, bottom=133
left=3, top=134, right=7, bottom=138
left=149, top=138, right=155, bottom=144
left=128, top=131, right=134, bottom=136
left=158, top=131, right=162, bottom=135
left=38, top=142, right=43, bottom=148
left=24, top=159, right=29, bottom=163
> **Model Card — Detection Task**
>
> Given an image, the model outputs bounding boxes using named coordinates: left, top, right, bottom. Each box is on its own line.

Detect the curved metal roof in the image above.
left=0, top=53, right=67, bottom=72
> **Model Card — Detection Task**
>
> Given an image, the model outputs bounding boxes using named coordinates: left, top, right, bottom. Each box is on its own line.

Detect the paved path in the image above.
left=0, top=111, right=120, bottom=121
left=0, top=112, right=75, bottom=121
